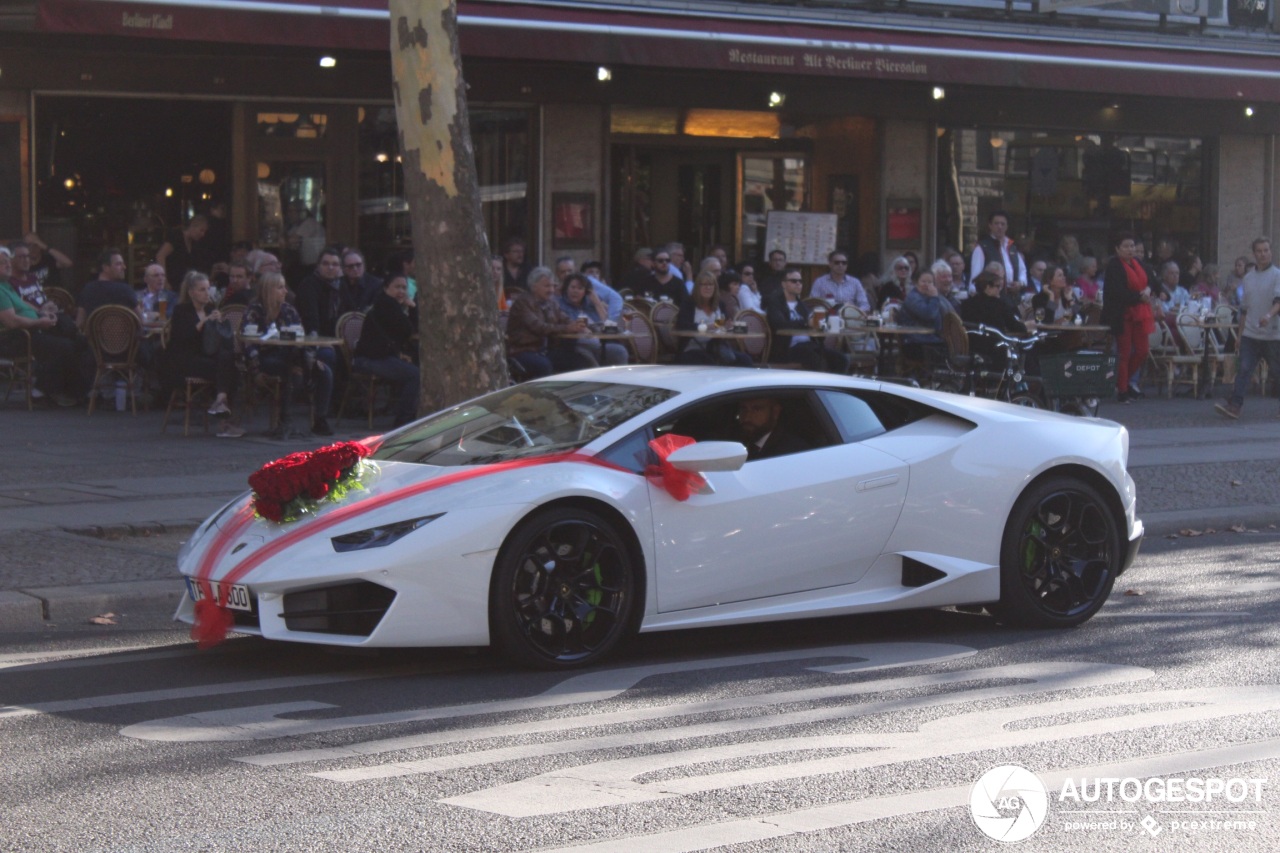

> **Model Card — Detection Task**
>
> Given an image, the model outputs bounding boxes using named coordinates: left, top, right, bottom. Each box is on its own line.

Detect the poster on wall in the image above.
left=763, top=211, right=838, bottom=265
left=886, top=198, right=923, bottom=249
left=552, top=193, right=595, bottom=249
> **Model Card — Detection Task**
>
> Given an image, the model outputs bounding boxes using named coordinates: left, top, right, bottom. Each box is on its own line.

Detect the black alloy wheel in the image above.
left=994, top=477, right=1120, bottom=628
left=490, top=507, right=638, bottom=669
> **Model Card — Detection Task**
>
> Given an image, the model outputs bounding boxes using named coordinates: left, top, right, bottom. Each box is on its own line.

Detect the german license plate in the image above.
left=186, top=578, right=253, bottom=611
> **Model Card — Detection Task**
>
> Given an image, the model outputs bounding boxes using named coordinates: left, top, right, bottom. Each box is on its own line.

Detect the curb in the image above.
left=1140, top=505, right=1280, bottom=539
left=0, top=580, right=182, bottom=631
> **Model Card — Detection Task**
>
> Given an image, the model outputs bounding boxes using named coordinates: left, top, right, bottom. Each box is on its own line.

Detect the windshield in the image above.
left=372, top=381, right=678, bottom=467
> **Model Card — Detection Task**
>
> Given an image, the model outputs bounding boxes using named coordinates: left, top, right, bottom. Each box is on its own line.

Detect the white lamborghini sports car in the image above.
left=176, top=366, right=1143, bottom=669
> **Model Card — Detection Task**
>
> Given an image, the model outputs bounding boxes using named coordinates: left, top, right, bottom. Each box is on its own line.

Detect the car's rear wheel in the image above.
left=993, top=476, right=1120, bottom=628
left=490, top=507, right=638, bottom=669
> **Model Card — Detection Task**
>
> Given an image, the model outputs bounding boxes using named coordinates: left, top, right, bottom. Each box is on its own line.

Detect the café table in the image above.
left=238, top=333, right=346, bottom=437
left=553, top=328, right=641, bottom=363
left=669, top=328, right=765, bottom=361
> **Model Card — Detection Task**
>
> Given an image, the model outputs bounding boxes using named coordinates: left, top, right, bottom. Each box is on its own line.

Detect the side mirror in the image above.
left=665, top=441, right=748, bottom=473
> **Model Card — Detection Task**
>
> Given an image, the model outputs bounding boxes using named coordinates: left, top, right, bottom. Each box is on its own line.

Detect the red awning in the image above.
left=36, top=0, right=1280, bottom=103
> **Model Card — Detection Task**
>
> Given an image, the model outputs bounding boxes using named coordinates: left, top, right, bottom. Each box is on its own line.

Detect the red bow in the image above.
left=646, top=434, right=706, bottom=501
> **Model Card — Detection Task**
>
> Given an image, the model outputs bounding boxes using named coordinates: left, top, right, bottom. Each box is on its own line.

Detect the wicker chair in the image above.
left=649, top=300, right=679, bottom=362
left=158, top=324, right=214, bottom=435
left=43, top=287, right=76, bottom=315
left=85, top=305, right=142, bottom=415
left=623, top=310, right=657, bottom=364
left=335, top=311, right=386, bottom=428
left=0, top=328, right=34, bottom=409
left=733, top=309, right=771, bottom=365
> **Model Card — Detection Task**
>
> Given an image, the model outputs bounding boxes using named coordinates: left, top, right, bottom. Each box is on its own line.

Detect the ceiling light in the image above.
left=1245, top=106, right=1255, bottom=117
left=165, top=188, right=173, bottom=197
left=768, top=91, right=786, bottom=108
left=319, top=56, right=337, bottom=69
left=597, top=66, right=611, bottom=82
left=375, top=152, right=389, bottom=163
left=989, top=137, right=1005, bottom=149
left=932, top=86, right=945, bottom=100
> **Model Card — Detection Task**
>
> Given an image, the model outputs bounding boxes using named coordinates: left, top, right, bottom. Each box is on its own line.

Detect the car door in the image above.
left=646, top=390, right=908, bottom=613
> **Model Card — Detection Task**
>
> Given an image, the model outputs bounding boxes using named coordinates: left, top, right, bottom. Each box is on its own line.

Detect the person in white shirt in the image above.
left=736, top=263, right=763, bottom=312
left=969, top=210, right=1027, bottom=290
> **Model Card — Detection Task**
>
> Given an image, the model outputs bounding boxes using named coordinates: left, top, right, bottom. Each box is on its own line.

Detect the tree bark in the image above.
left=389, top=0, right=508, bottom=413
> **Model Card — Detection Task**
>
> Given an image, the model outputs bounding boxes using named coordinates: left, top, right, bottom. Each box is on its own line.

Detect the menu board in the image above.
left=763, top=211, right=838, bottom=266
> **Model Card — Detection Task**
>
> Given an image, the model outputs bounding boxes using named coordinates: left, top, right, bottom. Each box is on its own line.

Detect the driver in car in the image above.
left=736, top=397, right=809, bottom=461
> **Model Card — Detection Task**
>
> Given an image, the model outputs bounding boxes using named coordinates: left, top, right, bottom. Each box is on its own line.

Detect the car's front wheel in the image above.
left=489, top=507, right=639, bottom=669
left=994, top=476, right=1120, bottom=628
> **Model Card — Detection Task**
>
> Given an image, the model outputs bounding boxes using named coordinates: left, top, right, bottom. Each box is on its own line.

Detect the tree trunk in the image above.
left=389, top=0, right=508, bottom=413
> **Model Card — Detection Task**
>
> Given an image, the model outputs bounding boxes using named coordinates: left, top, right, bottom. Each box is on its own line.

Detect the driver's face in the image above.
left=737, top=398, right=780, bottom=442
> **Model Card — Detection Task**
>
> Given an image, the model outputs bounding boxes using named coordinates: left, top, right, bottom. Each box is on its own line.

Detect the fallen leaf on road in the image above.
left=88, top=616, right=117, bottom=626
left=1229, top=524, right=1247, bottom=533
left=1180, top=529, right=1203, bottom=537
left=1231, top=480, right=1243, bottom=487
left=1205, top=528, right=1217, bottom=535
left=1124, top=589, right=1145, bottom=596
left=1165, top=534, right=1179, bottom=540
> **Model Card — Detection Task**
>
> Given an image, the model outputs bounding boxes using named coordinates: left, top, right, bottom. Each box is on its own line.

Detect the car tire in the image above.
left=1008, top=392, right=1041, bottom=408
left=993, top=476, right=1120, bottom=628
left=489, top=506, right=639, bottom=669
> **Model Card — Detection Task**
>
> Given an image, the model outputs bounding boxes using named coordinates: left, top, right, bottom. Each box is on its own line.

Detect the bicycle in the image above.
left=932, top=324, right=1045, bottom=408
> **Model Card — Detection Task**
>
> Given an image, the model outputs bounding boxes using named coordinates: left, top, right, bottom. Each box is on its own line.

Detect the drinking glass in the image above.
left=1034, top=308, right=1045, bottom=323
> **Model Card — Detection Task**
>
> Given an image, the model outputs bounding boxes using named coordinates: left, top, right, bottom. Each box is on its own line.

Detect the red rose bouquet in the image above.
left=248, top=440, right=373, bottom=523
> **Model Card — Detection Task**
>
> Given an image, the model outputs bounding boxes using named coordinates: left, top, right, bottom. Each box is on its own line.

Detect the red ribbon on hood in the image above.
left=189, top=449, right=626, bottom=648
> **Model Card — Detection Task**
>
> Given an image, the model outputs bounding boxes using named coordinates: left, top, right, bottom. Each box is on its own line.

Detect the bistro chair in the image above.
left=623, top=310, right=657, bottom=364
left=335, top=311, right=385, bottom=429
left=43, top=287, right=76, bottom=315
left=733, top=309, right=771, bottom=365
left=0, top=328, right=34, bottom=410
left=156, top=324, right=213, bottom=436
left=648, top=300, right=679, bottom=362
left=85, top=305, right=142, bottom=415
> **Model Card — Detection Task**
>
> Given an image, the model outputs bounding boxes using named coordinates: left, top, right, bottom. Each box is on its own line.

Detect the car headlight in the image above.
left=331, top=514, right=444, bottom=553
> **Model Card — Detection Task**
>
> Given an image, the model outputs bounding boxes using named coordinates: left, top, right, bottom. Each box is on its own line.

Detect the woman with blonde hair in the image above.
left=167, top=271, right=244, bottom=437
left=244, top=271, right=334, bottom=437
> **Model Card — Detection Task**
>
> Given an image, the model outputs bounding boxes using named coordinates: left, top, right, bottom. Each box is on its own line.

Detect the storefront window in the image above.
left=740, top=154, right=807, bottom=264
left=941, top=128, right=1205, bottom=264
left=35, top=96, right=231, bottom=288
left=357, top=106, right=532, bottom=268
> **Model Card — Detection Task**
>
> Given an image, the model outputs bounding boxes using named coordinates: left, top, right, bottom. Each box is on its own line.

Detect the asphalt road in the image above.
left=4, top=532, right=1280, bottom=853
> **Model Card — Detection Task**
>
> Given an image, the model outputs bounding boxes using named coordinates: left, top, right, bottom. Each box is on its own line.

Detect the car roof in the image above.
left=527, top=365, right=875, bottom=396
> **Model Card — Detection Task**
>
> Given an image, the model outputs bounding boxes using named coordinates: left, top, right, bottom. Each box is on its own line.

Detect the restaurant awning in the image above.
left=35, top=0, right=1280, bottom=103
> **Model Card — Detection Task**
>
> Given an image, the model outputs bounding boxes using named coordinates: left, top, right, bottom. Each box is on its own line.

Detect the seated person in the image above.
left=166, top=271, right=245, bottom=438
left=76, top=248, right=136, bottom=330
left=353, top=274, right=420, bottom=429
left=134, top=264, right=178, bottom=319
left=675, top=272, right=753, bottom=367
left=736, top=397, right=810, bottom=461
left=505, top=266, right=594, bottom=378
left=0, top=255, right=84, bottom=407
left=763, top=268, right=850, bottom=374
left=557, top=273, right=628, bottom=366
left=245, top=271, right=335, bottom=437
left=898, top=269, right=950, bottom=367
left=960, top=271, right=1031, bottom=370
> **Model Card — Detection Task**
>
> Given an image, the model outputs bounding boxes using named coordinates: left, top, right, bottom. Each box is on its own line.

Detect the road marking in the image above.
left=534, top=738, right=1280, bottom=853
left=1, top=669, right=421, bottom=720
left=0, top=643, right=192, bottom=671
left=445, top=683, right=1280, bottom=817
left=124, top=642, right=977, bottom=743
left=1093, top=610, right=1252, bottom=619
left=308, top=661, right=1148, bottom=783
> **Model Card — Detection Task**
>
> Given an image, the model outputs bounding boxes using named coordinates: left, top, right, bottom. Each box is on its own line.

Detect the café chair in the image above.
left=85, top=305, right=142, bottom=415
left=623, top=311, right=657, bottom=364
left=43, top=287, right=76, bottom=315
left=733, top=309, right=771, bottom=366
left=335, top=311, right=386, bottom=429
left=649, top=300, right=679, bottom=362
left=0, top=328, right=34, bottom=410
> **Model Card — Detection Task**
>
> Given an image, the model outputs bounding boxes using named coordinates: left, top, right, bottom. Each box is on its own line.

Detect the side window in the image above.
left=649, top=391, right=838, bottom=463
left=817, top=390, right=887, bottom=443
left=597, top=427, right=654, bottom=474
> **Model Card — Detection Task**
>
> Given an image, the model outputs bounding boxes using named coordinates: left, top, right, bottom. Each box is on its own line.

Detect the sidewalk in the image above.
left=1, top=391, right=1278, bottom=630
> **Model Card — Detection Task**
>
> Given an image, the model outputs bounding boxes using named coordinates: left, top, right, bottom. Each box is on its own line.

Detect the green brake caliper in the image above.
left=583, top=562, right=604, bottom=625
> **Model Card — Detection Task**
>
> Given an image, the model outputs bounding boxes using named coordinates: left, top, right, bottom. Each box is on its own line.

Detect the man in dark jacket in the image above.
left=353, top=275, right=419, bottom=427
left=763, top=268, right=848, bottom=373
